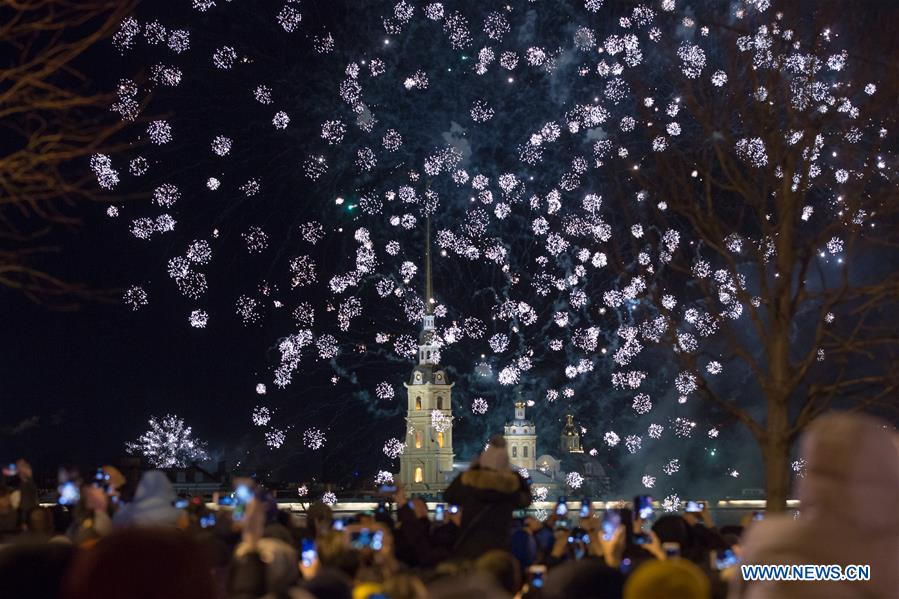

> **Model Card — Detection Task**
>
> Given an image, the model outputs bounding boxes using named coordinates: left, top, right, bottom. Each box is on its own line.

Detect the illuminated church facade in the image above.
left=398, top=222, right=456, bottom=493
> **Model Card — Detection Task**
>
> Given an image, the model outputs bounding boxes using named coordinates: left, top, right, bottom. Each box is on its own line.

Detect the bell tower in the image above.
left=399, top=217, right=455, bottom=493
left=504, top=395, right=537, bottom=472
left=560, top=414, right=584, bottom=454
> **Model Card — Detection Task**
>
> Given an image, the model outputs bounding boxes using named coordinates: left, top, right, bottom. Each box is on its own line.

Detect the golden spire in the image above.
left=425, top=214, right=434, bottom=315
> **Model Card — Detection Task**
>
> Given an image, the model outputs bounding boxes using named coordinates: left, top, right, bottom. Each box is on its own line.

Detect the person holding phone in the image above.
left=683, top=498, right=714, bottom=528
left=598, top=507, right=666, bottom=566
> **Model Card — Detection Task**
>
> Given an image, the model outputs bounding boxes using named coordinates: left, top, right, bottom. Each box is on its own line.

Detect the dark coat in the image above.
left=443, top=466, right=531, bottom=561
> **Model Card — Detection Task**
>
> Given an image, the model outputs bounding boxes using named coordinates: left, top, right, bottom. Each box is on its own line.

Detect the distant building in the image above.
left=164, top=462, right=230, bottom=497
left=503, top=404, right=609, bottom=501
left=505, top=401, right=537, bottom=471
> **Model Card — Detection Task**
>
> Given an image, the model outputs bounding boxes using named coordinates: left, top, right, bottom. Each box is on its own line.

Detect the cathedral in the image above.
left=398, top=222, right=455, bottom=493
left=397, top=220, right=607, bottom=499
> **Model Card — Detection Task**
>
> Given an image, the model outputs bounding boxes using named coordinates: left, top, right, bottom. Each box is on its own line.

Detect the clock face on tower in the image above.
left=414, top=371, right=422, bottom=383
left=435, top=372, right=443, bottom=382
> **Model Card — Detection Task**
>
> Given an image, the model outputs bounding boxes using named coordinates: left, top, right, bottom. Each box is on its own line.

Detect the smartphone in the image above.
left=527, top=565, right=547, bottom=589
left=555, top=496, right=568, bottom=517
left=6, top=463, right=17, bottom=476
left=752, top=511, right=764, bottom=521
left=568, top=528, right=590, bottom=560
left=376, top=501, right=388, bottom=515
left=448, top=505, right=459, bottom=515
left=174, top=499, right=189, bottom=509
left=301, top=538, right=317, bottom=567
left=332, top=518, right=345, bottom=531
left=663, top=542, right=681, bottom=558
left=350, top=529, right=384, bottom=551
left=568, top=527, right=590, bottom=544
left=601, top=510, right=621, bottom=541
left=554, top=518, right=571, bottom=530
left=378, top=485, right=397, bottom=493
left=58, top=481, right=80, bottom=506
left=218, top=496, right=235, bottom=507
left=200, top=513, right=216, bottom=528
left=715, top=548, right=739, bottom=570
left=234, top=484, right=253, bottom=503
left=434, top=503, right=445, bottom=522
left=579, top=498, right=591, bottom=518
left=685, top=500, right=705, bottom=513
left=233, top=484, right=253, bottom=521
left=634, top=495, right=653, bottom=521
left=633, top=532, right=650, bottom=545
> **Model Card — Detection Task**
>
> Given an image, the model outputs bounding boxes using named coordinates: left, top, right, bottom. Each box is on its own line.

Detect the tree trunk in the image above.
left=763, top=399, right=791, bottom=512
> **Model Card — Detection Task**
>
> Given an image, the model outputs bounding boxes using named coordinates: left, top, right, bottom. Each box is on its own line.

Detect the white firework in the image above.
left=126, top=414, right=209, bottom=468
left=632, top=393, right=652, bottom=414
left=189, top=310, right=208, bottom=328
left=624, top=435, right=642, bottom=453
left=252, top=406, right=272, bottom=426
left=471, top=397, right=488, bottom=414
left=383, top=437, right=405, bottom=459
left=123, top=285, right=149, bottom=310
left=662, top=494, right=680, bottom=512
left=374, top=470, right=394, bottom=486
left=566, top=472, right=584, bottom=489
left=375, top=382, right=395, bottom=400
left=641, top=475, right=656, bottom=488
left=303, top=427, right=326, bottom=450
left=662, top=458, right=680, bottom=475
left=266, top=428, right=286, bottom=449
left=431, top=409, right=451, bottom=432
left=322, top=491, right=337, bottom=506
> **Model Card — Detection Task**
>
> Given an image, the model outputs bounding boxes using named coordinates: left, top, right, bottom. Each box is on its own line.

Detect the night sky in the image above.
left=3, top=0, right=897, bottom=496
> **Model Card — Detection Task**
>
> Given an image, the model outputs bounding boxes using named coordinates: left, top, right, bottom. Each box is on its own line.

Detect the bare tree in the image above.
left=608, top=6, right=899, bottom=510
left=0, top=0, right=137, bottom=306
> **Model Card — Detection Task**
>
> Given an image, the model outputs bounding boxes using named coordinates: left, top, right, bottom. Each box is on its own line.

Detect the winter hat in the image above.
left=478, top=435, right=510, bottom=471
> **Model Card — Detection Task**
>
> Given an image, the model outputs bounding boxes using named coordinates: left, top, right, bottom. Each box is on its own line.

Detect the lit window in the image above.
left=415, top=397, right=422, bottom=410
left=437, top=432, right=444, bottom=448
left=415, top=431, right=423, bottom=448
left=414, top=467, right=423, bottom=483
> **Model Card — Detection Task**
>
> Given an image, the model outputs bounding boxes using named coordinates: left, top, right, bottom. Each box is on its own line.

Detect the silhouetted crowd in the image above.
left=0, top=412, right=895, bottom=599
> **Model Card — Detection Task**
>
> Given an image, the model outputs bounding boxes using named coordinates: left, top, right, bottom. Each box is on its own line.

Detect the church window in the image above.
left=415, top=397, right=422, bottom=410
left=414, top=467, right=423, bottom=483
left=415, top=431, right=422, bottom=449
left=437, top=432, right=444, bottom=448
left=512, top=446, right=518, bottom=458
left=437, top=397, right=443, bottom=410
left=523, top=446, right=528, bottom=457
